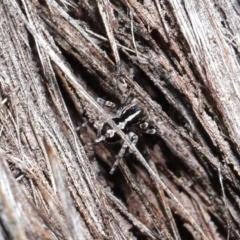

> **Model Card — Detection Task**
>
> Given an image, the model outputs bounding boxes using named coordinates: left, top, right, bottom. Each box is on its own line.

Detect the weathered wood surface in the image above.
left=0, top=0, right=240, bottom=239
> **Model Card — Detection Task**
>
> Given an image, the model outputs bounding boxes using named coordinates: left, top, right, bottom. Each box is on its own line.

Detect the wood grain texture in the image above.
left=0, top=0, right=239, bottom=239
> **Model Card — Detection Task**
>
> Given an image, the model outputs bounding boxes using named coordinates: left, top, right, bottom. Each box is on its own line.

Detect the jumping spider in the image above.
left=95, top=97, right=156, bottom=174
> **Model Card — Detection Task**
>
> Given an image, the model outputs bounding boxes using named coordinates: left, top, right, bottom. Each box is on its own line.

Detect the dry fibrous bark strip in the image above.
left=0, top=1, right=119, bottom=239
left=0, top=0, right=240, bottom=239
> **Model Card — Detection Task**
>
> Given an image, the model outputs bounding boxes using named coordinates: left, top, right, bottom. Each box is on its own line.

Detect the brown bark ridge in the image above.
left=0, top=0, right=239, bottom=239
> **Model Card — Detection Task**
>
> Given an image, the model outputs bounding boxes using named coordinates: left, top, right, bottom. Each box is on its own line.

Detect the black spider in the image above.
left=95, top=98, right=156, bottom=174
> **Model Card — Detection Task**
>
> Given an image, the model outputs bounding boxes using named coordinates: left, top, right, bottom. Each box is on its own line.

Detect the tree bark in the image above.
left=0, top=0, right=240, bottom=239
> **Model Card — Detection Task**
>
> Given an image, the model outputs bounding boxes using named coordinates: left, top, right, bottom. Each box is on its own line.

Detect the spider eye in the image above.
left=146, top=129, right=156, bottom=134
left=139, top=122, right=148, bottom=129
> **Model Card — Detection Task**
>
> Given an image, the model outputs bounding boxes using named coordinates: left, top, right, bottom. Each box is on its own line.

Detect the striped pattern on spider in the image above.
left=95, top=97, right=156, bottom=174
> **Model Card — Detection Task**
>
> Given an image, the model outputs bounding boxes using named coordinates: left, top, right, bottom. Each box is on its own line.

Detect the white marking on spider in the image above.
left=95, top=135, right=106, bottom=143
left=106, top=129, right=115, bottom=138
left=118, top=110, right=141, bottom=129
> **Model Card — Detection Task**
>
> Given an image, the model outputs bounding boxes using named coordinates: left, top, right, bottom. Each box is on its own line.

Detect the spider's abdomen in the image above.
left=120, top=103, right=144, bottom=126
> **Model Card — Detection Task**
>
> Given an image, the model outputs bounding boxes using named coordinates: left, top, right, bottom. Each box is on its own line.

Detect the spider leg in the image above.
left=97, top=98, right=116, bottom=109
left=139, top=122, right=156, bottom=134
left=75, top=121, right=88, bottom=131
left=93, top=121, right=104, bottom=137
left=110, top=132, right=138, bottom=174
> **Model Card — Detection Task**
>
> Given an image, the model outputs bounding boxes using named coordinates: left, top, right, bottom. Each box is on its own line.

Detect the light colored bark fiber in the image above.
left=0, top=0, right=239, bottom=239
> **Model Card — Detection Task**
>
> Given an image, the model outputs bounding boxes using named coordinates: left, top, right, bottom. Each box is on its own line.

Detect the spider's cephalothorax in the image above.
left=95, top=98, right=156, bottom=174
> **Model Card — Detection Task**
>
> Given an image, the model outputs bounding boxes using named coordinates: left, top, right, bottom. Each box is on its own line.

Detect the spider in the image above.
left=95, top=97, right=156, bottom=174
